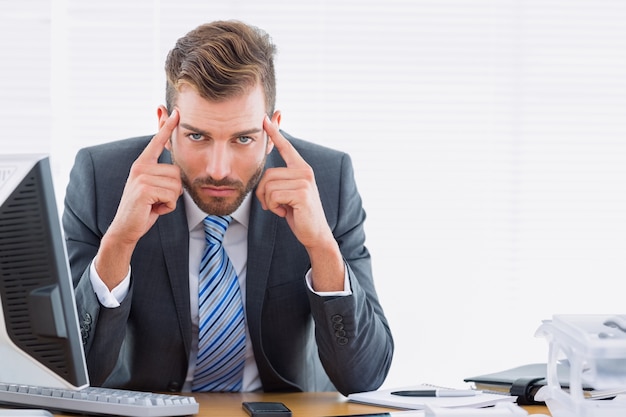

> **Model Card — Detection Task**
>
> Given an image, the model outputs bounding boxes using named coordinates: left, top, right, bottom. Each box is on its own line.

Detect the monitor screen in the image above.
left=0, top=154, right=89, bottom=390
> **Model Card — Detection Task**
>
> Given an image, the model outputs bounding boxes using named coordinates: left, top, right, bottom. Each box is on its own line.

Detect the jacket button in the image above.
left=332, top=315, right=348, bottom=344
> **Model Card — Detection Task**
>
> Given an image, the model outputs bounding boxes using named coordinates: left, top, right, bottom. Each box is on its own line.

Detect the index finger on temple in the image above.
left=139, top=109, right=179, bottom=163
left=263, top=114, right=302, bottom=167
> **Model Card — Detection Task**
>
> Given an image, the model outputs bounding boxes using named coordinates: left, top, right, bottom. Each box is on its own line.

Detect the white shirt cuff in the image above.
left=305, top=265, right=352, bottom=296
left=89, top=259, right=131, bottom=308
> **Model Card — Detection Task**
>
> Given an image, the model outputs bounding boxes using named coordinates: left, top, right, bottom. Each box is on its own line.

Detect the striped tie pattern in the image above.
left=192, top=215, right=246, bottom=392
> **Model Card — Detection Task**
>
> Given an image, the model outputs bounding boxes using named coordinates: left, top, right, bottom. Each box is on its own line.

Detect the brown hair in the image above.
left=164, top=20, right=277, bottom=114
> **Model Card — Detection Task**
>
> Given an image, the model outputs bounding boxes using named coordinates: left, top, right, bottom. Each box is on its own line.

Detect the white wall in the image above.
left=3, top=0, right=626, bottom=390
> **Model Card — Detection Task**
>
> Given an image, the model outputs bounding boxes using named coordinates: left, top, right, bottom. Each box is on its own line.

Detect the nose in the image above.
left=203, top=142, right=232, bottom=180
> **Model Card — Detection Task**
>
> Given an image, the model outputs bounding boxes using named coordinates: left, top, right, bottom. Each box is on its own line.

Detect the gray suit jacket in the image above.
left=62, top=131, right=393, bottom=395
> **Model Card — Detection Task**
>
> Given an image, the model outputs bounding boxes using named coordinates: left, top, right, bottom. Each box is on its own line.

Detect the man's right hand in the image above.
left=95, top=109, right=181, bottom=290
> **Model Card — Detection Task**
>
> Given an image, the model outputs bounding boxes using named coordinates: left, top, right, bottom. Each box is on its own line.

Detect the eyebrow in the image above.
left=179, top=122, right=263, bottom=139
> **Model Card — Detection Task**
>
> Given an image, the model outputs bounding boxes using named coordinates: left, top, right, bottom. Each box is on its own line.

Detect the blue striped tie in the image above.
left=192, top=215, right=246, bottom=392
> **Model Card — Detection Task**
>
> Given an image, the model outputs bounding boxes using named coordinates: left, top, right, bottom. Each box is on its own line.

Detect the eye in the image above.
left=236, top=136, right=254, bottom=145
left=187, top=133, right=204, bottom=142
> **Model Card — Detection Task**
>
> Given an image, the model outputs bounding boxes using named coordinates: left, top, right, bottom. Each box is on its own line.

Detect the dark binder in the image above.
left=463, top=363, right=595, bottom=405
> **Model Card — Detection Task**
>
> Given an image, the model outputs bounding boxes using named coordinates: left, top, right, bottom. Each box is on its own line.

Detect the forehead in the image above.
left=175, top=83, right=266, bottom=132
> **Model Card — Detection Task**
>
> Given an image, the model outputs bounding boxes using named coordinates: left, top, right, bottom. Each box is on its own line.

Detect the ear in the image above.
left=157, top=105, right=173, bottom=150
left=266, top=110, right=282, bottom=154
left=157, top=105, right=169, bottom=129
left=271, top=110, right=282, bottom=126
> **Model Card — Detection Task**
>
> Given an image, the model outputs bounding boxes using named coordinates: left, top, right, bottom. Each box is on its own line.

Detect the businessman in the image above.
left=63, top=20, right=393, bottom=395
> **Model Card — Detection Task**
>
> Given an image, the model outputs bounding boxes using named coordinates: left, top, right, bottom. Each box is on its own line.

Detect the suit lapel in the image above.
left=246, top=196, right=287, bottom=389
left=157, top=151, right=193, bottom=357
left=246, top=146, right=283, bottom=326
left=245, top=196, right=277, bottom=335
left=158, top=205, right=191, bottom=354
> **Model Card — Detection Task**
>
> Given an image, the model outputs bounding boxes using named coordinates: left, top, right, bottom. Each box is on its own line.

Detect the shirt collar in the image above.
left=184, top=191, right=251, bottom=231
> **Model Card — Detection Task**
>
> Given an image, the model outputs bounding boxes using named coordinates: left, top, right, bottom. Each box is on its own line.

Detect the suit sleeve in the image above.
left=62, top=148, right=132, bottom=386
left=307, top=152, right=394, bottom=396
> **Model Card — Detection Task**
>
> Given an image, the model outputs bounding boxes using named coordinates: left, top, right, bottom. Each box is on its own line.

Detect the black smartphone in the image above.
left=242, top=401, right=292, bottom=417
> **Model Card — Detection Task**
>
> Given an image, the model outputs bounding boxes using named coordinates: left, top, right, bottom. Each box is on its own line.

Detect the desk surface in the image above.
left=181, top=392, right=550, bottom=417
left=38, top=391, right=549, bottom=417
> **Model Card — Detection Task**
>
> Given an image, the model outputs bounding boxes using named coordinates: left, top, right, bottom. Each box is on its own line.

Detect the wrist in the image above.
left=307, top=239, right=345, bottom=292
left=95, top=233, right=135, bottom=290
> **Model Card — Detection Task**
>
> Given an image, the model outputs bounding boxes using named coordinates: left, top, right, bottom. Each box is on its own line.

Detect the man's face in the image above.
left=162, top=83, right=275, bottom=216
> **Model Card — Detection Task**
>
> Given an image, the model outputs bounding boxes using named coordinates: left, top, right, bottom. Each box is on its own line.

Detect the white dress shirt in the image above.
left=89, top=191, right=351, bottom=392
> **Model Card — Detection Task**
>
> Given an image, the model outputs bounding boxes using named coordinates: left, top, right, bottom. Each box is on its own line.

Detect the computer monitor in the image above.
left=0, top=154, right=89, bottom=390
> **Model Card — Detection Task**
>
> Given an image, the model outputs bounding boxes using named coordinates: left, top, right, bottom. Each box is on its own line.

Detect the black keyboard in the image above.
left=0, top=383, right=199, bottom=417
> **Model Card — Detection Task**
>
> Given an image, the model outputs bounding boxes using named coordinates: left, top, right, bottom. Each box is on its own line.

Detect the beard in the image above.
left=177, top=157, right=266, bottom=216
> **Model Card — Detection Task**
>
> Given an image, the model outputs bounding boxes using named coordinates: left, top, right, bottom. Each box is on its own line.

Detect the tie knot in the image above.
left=203, top=215, right=232, bottom=244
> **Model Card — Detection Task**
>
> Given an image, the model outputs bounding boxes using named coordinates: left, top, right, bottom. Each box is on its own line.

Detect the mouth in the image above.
left=200, top=186, right=237, bottom=198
